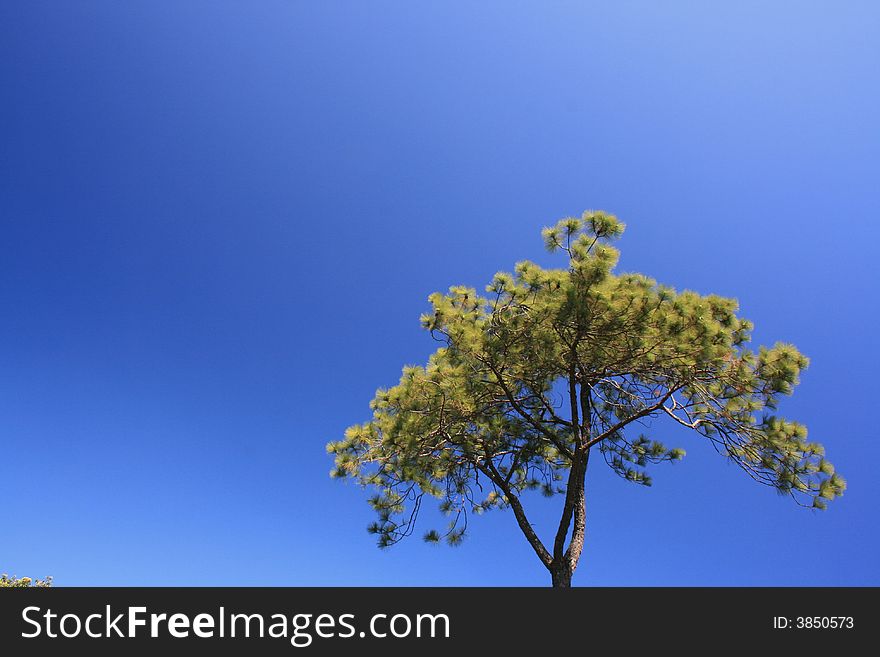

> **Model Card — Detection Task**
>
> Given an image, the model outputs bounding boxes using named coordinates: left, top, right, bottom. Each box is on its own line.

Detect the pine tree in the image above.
left=328, top=211, right=845, bottom=587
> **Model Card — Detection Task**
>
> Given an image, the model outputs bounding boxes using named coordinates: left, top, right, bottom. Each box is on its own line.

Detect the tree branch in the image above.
left=584, top=385, right=682, bottom=450
left=478, top=460, right=553, bottom=568
left=483, top=359, right=574, bottom=459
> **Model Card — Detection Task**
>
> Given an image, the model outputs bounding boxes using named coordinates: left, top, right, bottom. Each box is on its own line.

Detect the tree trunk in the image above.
left=549, top=446, right=590, bottom=588
left=550, top=561, right=573, bottom=588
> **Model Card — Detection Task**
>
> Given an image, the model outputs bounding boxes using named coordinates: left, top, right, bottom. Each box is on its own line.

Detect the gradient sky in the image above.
left=2, top=1, right=878, bottom=586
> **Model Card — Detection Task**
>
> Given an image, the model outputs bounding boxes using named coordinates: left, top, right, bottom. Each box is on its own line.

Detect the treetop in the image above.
left=329, top=211, right=844, bottom=551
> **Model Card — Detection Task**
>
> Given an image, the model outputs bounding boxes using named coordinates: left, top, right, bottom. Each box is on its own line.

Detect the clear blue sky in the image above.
left=2, top=1, right=878, bottom=586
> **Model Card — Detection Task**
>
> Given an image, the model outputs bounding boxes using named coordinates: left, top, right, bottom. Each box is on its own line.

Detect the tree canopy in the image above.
left=0, top=574, right=53, bottom=588
left=328, top=211, right=844, bottom=586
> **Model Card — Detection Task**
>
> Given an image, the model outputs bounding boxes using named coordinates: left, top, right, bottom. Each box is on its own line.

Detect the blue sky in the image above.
left=2, top=1, right=878, bottom=586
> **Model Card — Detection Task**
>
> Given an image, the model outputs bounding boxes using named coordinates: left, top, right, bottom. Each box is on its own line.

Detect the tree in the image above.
left=0, top=574, right=53, bottom=588
left=328, top=211, right=845, bottom=587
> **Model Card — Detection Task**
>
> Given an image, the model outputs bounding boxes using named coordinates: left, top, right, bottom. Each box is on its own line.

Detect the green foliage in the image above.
left=0, top=574, right=53, bottom=588
left=329, top=210, right=843, bottom=551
